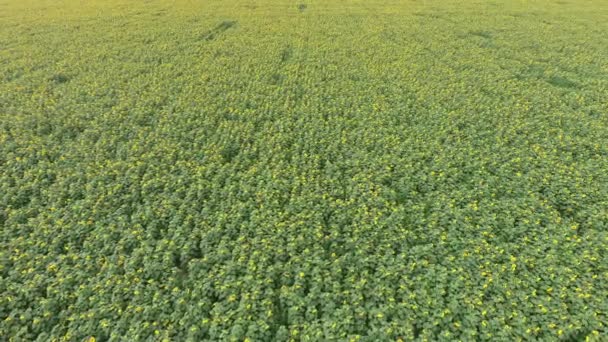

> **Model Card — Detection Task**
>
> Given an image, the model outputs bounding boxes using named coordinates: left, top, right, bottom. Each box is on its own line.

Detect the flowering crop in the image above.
left=1, top=0, right=607, bottom=341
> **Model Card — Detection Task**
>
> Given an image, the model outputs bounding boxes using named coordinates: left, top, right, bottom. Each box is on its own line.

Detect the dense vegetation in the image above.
left=1, top=0, right=607, bottom=340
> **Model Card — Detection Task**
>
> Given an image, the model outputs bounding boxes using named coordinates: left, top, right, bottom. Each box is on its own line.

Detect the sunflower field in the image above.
left=1, top=0, right=607, bottom=340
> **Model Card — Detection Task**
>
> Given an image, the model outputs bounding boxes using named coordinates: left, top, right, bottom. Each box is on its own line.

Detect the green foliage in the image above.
left=1, top=0, right=608, bottom=341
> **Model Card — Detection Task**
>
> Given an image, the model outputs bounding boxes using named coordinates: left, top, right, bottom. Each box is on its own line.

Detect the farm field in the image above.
left=1, top=0, right=608, bottom=340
